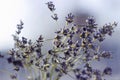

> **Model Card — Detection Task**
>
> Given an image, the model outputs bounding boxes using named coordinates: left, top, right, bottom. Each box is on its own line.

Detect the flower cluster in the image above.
left=1, top=1, right=117, bottom=80
left=8, top=27, right=44, bottom=70
left=46, top=1, right=55, bottom=12
left=48, top=14, right=116, bottom=80
left=46, top=1, right=58, bottom=21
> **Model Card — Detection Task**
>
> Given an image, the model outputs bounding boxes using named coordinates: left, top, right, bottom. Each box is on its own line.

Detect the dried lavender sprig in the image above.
left=46, top=1, right=55, bottom=12
left=3, top=1, right=117, bottom=80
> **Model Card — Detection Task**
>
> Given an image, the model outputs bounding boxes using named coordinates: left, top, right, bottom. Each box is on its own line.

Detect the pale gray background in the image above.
left=0, top=0, right=120, bottom=80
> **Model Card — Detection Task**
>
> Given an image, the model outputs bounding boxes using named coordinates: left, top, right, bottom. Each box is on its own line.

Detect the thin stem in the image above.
left=44, top=38, right=54, bottom=42
left=50, top=64, right=57, bottom=80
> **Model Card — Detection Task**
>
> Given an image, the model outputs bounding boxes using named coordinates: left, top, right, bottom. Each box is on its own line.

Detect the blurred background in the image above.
left=0, top=0, right=120, bottom=80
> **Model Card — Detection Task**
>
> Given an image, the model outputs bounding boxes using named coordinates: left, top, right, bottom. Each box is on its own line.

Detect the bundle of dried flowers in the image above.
left=0, top=1, right=117, bottom=80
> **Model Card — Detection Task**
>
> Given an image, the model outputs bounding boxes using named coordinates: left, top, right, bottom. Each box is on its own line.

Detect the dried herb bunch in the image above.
left=4, top=1, right=117, bottom=80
